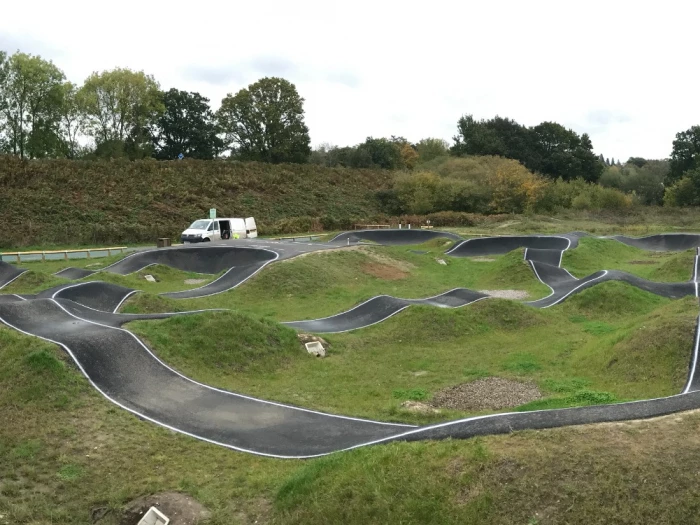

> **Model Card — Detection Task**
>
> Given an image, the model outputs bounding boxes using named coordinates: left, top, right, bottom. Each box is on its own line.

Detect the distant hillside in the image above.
left=0, top=156, right=393, bottom=247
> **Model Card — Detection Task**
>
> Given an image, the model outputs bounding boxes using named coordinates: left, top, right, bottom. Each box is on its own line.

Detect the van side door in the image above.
left=212, top=220, right=221, bottom=240
left=245, top=217, right=257, bottom=238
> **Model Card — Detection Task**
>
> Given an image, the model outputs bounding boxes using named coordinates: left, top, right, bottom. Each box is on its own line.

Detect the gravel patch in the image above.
left=430, top=377, right=542, bottom=411
left=471, top=257, right=496, bottom=262
left=478, top=289, right=529, bottom=300
left=184, top=279, right=206, bottom=284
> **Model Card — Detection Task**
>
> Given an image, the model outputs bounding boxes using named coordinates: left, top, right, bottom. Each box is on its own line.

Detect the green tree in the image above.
left=58, top=81, right=83, bottom=158
left=217, top=77, right=310, bottom=163
left=627, top=156, right=647, bottom=168
left=78, top=68, right=163, bottom=158
left=664, top=168, right=700, bottom=206
left=452, top=114, right=602, bottom=182
left=452, top=114, right=507, bottom=157
left=416, top=138, right=449, bottom=162
left=0, top=52, right=65, bottom=158
left=355, top=137, right=403, bottom=169
left=153, top=88, right=222, bottom=160
left=0, top=51, right=8, bottom=152
left=669, top=126, right=700, bottom=183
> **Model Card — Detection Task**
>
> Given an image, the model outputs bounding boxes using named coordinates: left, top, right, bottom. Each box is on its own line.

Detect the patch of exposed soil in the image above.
left=360, top=247, right=416, bottom=272
left=431, top=377, right=542, bottom=411
left=628, top=260, right=657, bottom=265
left=401, top=400, right=442, bottom=414
left=478, top=289, right=529, bottom=300
left=471, top=257, right=496, bottom=262
left=117, top=492, right=211, bottom=525
left=184, top=278, right=206, bottom=284
left=280, top=246, right=417, bottom=273
left=361, top=262, right=408, bottom=280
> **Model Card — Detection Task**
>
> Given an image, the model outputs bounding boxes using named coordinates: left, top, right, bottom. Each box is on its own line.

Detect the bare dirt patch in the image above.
left=471, top=257, right=496, bottom=262
left=360, top=247, right=416, bottom=272
left=628, top=260, right=657, bottom=265
left=400, top=400, right=442, bottom=414
left=117, top=492, right=211, bottom=525
left=280, top=246, right=416, bottom=272
left=184, top=278, right=206, bottom=284
left=431, top=377, right=542, bottom=411
left=478, top=289, right=529, bottom=300
left=361, top=262, right=408, bottom=280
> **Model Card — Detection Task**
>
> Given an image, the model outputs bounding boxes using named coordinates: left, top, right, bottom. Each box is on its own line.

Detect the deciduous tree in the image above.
left=153, top=89, right=222, bottom=159
left=78, top=68, right=163, bottom=158
left=669, top=126, right=700, bottom=183
left=217, top=77, right=310, bottom=163
left=0, top=52, right=65, bottom=158
left=416, top=138, right=449, bottom=162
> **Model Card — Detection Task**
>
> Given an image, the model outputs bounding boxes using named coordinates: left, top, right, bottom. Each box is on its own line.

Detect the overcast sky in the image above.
left=2, top=0, right=698, bottom=161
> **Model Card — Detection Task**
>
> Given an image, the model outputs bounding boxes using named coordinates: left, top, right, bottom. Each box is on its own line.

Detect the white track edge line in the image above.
left=48, top=299, right=414, bottom=428
left=0, top=269, right=28, bottom=290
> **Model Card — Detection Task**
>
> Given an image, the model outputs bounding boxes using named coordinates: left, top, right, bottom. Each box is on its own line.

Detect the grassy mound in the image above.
left=473, top=249, right=542, bottom=291
left=272, top=417, right=700, bottom=524
left=125, top=291, right=696, bottom=423
left=119, top=292, right=188, bottom=314
left=604, top=299, right=697, bottom=392
left=128, top=311, right=303, bottom=376
left=0, top=328, right=86, bottom=409
left=133, top=245, right=551, bottom=320
left=560, top=281, right=670, bottom=319
left=563, top=237, right=695, bottom=282
left=4, top=321, right=700, bottom=524
left=1, top=270, right=68, bottom=294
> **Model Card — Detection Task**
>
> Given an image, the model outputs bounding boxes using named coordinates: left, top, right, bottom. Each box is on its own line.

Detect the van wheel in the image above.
left=203, top=238, right=211, bottom=242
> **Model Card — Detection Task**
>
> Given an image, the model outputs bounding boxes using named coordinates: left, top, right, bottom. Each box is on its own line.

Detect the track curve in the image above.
left=2, top=230, right=700, bottom=457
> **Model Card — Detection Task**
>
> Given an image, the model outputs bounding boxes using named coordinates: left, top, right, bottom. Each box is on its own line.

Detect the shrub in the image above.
left=664, top=170, right=700, bottom=206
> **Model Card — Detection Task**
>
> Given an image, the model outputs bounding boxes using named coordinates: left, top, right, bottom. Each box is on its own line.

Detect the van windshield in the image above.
left=189, top=220, right=210, bottom=230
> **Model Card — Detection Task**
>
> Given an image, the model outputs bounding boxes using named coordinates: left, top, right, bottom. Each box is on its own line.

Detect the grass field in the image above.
left=2, top=315, right=700, bottom=524
left=2, top=217, right=700, bottom=523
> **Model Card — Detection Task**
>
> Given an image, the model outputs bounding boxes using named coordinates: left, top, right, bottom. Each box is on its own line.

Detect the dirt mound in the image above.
left=117, top=492, right=211, bottom=525
left=431, top=377, right=542, bottom=411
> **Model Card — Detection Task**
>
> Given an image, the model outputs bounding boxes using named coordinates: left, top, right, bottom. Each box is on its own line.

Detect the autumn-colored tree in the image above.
left=489, top=162, right=548, bottom=213
left=400, top=143, right=419, bottom=170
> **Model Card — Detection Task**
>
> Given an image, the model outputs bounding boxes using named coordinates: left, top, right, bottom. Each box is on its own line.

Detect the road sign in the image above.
left=178, top=153, right=184, bottom=160
left=209, top=208, right=216, bottom=219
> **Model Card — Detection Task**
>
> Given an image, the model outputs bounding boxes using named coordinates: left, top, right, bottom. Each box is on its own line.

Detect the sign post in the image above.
left=209, top=208, right=216, bottom=219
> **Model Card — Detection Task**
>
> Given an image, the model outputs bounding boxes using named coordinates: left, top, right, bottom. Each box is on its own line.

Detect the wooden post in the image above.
left=64, top=251, right=68, bottom=261
left=16, top=253, right=20, bottom=263
left=42, top=251, right=45, bottom=262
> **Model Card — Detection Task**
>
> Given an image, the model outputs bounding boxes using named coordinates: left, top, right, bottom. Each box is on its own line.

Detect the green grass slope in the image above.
left=2, top=299, right=700, bottom=523
left=124, top=245, right=550, bottom=320
left=0, top=155, right=393, bottom=248
left=562, top=237, right=695, bottom=281
left=128, top=286, right=697, bottom=424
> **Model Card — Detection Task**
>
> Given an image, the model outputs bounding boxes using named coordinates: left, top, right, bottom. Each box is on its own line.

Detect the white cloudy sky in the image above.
left=2, top=0, right=698, bottom=160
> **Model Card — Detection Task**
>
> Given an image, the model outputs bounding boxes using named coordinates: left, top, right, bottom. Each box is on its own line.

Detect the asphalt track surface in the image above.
left=0, top=261, right=27, bottom=290
left=2, top=230, right=700, bottom=457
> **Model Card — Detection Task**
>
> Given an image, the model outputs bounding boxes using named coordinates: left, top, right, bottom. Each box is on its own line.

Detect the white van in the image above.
left=180, top=217, right=257, bottom=243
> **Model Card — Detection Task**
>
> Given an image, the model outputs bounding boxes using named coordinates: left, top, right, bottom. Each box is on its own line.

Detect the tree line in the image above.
left=0, top=51, right=310, bottom=162
left=2, top=49, right=700, bottom=207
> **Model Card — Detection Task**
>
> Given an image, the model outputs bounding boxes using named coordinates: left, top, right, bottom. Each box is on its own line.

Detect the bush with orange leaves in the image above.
left=489, top=161, right=548, bottom=213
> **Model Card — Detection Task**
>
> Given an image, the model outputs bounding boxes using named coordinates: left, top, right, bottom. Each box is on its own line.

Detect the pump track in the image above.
left=1, top=230, right=699, bottom=458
